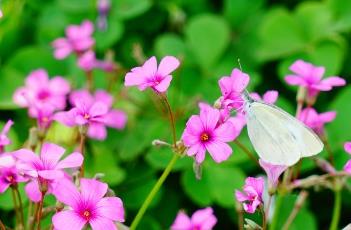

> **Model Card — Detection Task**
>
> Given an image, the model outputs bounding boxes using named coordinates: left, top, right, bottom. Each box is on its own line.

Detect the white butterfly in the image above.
left=242, top=92, right=324, bottom=166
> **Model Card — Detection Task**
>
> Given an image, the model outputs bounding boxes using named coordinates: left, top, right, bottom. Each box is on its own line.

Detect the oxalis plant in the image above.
left=0, top=8, right=350, bottom=230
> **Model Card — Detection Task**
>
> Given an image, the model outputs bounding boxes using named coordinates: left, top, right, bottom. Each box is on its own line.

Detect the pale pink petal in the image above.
left=199, top=106, right=219, bottom=131
left=259, top=159, right=287, bottom=187
left=191, top=207, right=217, bottom=229
left=40, top=142, right=66, bottom=166
left=184, top=115, right=204, bottom=135
left=0, top=180, right=10, bottom=193
left=214, top=121, right=237, bottom=142
left=56, top=152, right=83, bottom=169
left=52, top=210, right=86, bottom=230
left=245, top=177, right=264, bottom=196
left=263, top=90, right=278, bottom=104
left=25, top=180, right=42, bottom=202
left=49, top=77, right=70, bottom=95
left=89, top=217, right=117, bottom=230
left=103, top=110, right=127, bottom=129
left=235, top=190, right=249, bottom=202
left=78, top=51, right=96, bottom=71
left=249, top=92, right=261, bottom=101
left=230, top=68, right=250, bottom=92
left=181, top=132, right=199, bottom=146
left=53, top=179, right=81, bottom=208
left=12, top=149, right=40, bottom=166
left=0, top=155, right=15, bottom=167
left=80, top=20, right=94, bottom=36
left=344, top=160, right=351, bottom=174
left=80, top=179, right=108, bottom=204
left=206, top=141, right=232, bottom=163
left=156, top=56, right=180, bottom=76
left=89, top=102, right=109, bottom=117
left=54, top=109, right=78, bottom=127
left=70, top=90, right=94, bottom=107
left=289, top=60, right=312, bottom=77
left=87, top=123, right=107, bottom=140
left=1, top=120, right=14, bottom=136
left=171, top=211, right=191, bottom=230
left=52, top=38, right=72, bottom=59
left=344, top=142, right=351, bottom=154
left=13, top=87, right=30, bottom=107
left=192, top=145, right=206, bottom=164
left=142, top=56, right=157, bottom=78
left=25, top=69, right=49, bottom=89
left=284, top=75, right=307, bottom=86
left=154, top=75, right=172, bottom=92
left=94, top=90, right=113, bottom=108
left=310, top=66, right=325, bottom=82
left=319, top=111, right=336, bottom=123
left=124, top=72, right=145, bottom=87
left=38, top=170, right=64, bottom=180
left=321, top=76, right=346, bottom=87
left=218, top=76, right=232, bottom=96
left=96, top=197, right=125, bottom=222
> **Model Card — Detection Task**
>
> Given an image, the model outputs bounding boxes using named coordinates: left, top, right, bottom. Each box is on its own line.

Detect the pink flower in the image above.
left=78, top=51, right=115, bottom=72
left=235, top=177, right=264, bottom=214
left=344, top=142, right=351, bottom=154
left=124, top=56, right=180, bottom=93
left=182, top=104, right=238, bottom=164
left=52, top=178, right=124, bottom=230
left=0, top=155, right=27, bottom=193
left=218, top=68, right=250, bottom=110
left=13, top=69, right=70, bottom=114
left=285, top=60, right=346, bottom=98
left=250, top=90, right=278, bottom=104
left=171, top=207, right=217, bottom=230
left=55, top=90, right=127, bottom=140
left=13, top=142, right=83, bottom=202
left=0, top=120, right=14, bottom=153
left=298, top=108, right=336, bottom=135
left=259, top=159, right=287, bottom=189
left=52, top=20, right=95, bottom=59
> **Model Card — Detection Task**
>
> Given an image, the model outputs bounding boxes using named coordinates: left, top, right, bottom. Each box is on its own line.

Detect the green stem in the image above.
left=233, top=140, right=259, bottom=167
left=11, top=187, right=20, bottom=226
left=270, top=194, right=284, bottom=230
left=329, top=189, right=341, bottom=230
left=129, top=153, right=180, bottom=230
left=14, top=186, right=25, bottom=228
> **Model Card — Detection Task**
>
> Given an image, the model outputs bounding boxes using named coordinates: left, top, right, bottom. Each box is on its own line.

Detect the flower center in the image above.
left=82, top=210, right=91, bottom=220
left=6, top=175, right=14, bottom=183
left=83, top=113, right=90, bottom=119
left=37, top=90, right=50, bottom=100
left=200, top=133, right=210, bottom=142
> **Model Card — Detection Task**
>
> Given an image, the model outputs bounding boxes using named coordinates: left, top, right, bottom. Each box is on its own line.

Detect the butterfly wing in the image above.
left=246, top=102, right=323, bottom=166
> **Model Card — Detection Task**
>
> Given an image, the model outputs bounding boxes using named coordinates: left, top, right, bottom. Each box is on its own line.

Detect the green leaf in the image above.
left=207, top=164, right=246, bottom=207
left=145, top=148, right=192, bottom=171
left=57, top=0, right=93, bottom=13
left=113, top=0, right=152, bottom=20
left=181, top=168, right=213, bottom=206
left=185, top=14, right=230, bottom=70
left=257, top=7, right=305, bottom=61
left=327, top=0, right=351, bottom=31
left=0, top=67, right=24, bottom=109
left=154, top=34, right=186, bottom=58
left=95, top=15, right=124, bottom=51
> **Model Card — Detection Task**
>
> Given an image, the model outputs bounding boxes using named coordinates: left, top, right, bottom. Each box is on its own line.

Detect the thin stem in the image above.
left=282, top=190, right=308, bottom=230
left=321, top=135, right=335, bottom=166
left=329, top=189, right=342, bottom=230
left=159, top=93, right=177, bottom=146
left=261, top=206, right=267, bottom=230
left=36, top=192, right=46, bottom=230
left=235, top=201, right=244, bottom=230
left=130, top=153, right=180, bottom=230
left=11, top=186, right=20, bottom=227
left=78, top=131, right=86, bottom=178
left=14, top=185, right=25, bottom=229
left=234, top=140, right=259, bottom=167
left=27, top=200, right=33, bottom=230
left=86, top=71, right=93, bottom=92
left=0, top=219, right=5, bottom=230
left=270, top=194, right=284, bottom=230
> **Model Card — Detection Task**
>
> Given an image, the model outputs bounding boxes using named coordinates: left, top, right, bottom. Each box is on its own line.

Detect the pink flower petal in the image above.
left=235, top=190, right=249, bottom=202
left=193, top=145, right=206, bottom=164
left=103, top=110, right=127, bottom=129
left=87, top=123, right=107, bottom=140
left=13, top=87, right=30, bottom=107
left=230, top=68, right=250, bottom=93
left=89, top=102, right=109, bottom=117
left=183, top=115, right=204, bottom=136
left=142, top=56, right=157, bottom=78
left=70, top=90, right=94, bottom=107
left=344, top=142, right=351, bottom=154
left=157, top=56, right=180, bottom=76
left=171, top=211, right=191, bottom=230
left=53, top=179, right=81, bottom=208
left=25, top=180, right=42, bottom=202
left=124, top=71, right=145, bottom=87
left=0, top=180, right=10, bottom=193
left=263, top=90, right=278, bottom=104
left=49, top=77, right=70, bottom=95
left=96, top=197, right=125, bottom=222
left=1, top=120, right=14, bottom=136
left=321, top=76, right=346, bottom=87
left=25, top=69, right=49, bottom=89
left=344, top=160, right=351, bottom=174
left=95, top=90, right=114, bottom=108
left=154, top=75, right=172, bottom=92
left=214, top=121, right=237, bottom=142
left=40, top=142, right=66, bottom=167
left=289, top=60, right=312, bottom=77
left=0, top=155, right=15, bottom=167
left=80, top=179, right=108, bottom=204
left=206, top=141, right=232, bottom=163
left=318, top=111, right=336, bottom=123
left=56, top=152, right=83, bottom=169
left=199, top=105, right=219, bottom=131
left=284, top=75, right=307, bottom=86
left=54, top=109, right=78, bottom=127
left=52, top=210, right=86, bottom=230
left=38, top=170, right=64, bottom=180
left=259, top=159, right=287, bottom=187
left=89, top=217, right=117, bottom=230
left=12, top=149, right=41, bottom=168
left=191, top=207, right=217, bottom=229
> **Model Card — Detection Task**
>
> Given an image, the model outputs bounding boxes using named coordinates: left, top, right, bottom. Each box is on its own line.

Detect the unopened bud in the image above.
left=244, top=218, right=262, bottom=230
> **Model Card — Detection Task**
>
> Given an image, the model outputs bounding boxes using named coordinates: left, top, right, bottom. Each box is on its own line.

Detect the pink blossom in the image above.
left=13, top=142, right=83, bottom=202
left=78, top=51, right=115, bottom=72
left=285, top=60, right=346, bottom=98
left=344, top=142, right=351, bottom=155
left=124, top=56, right=180, bottom=93
left=298, top=108, right=336, bottom=135
left=13, top=69, right=70, bottom=114
left=55, top=90, right=127, bottom=140
left=218, top=68, right=250, bottom=110
left=235, top=177, right=264, bottom=214
left=171, top=207, right=217, bottom=230
left=52, top=178, right=124, bottom=230
left=52, top=20, right=95, bottom=59
left=0, top=155, right=27, bottom=193
left=259, top=159, right=287, bottom=188
left=250, top=90, right=278, bottom=104
left=0, top=120, right=14, bottom=153
left=344, top=160, right=351, bottom=174
left=182, top=104, right=238, bottom=164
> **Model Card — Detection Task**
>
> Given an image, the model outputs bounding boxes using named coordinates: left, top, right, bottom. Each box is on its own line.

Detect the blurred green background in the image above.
left=0, top=0, right=351, bottom=229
